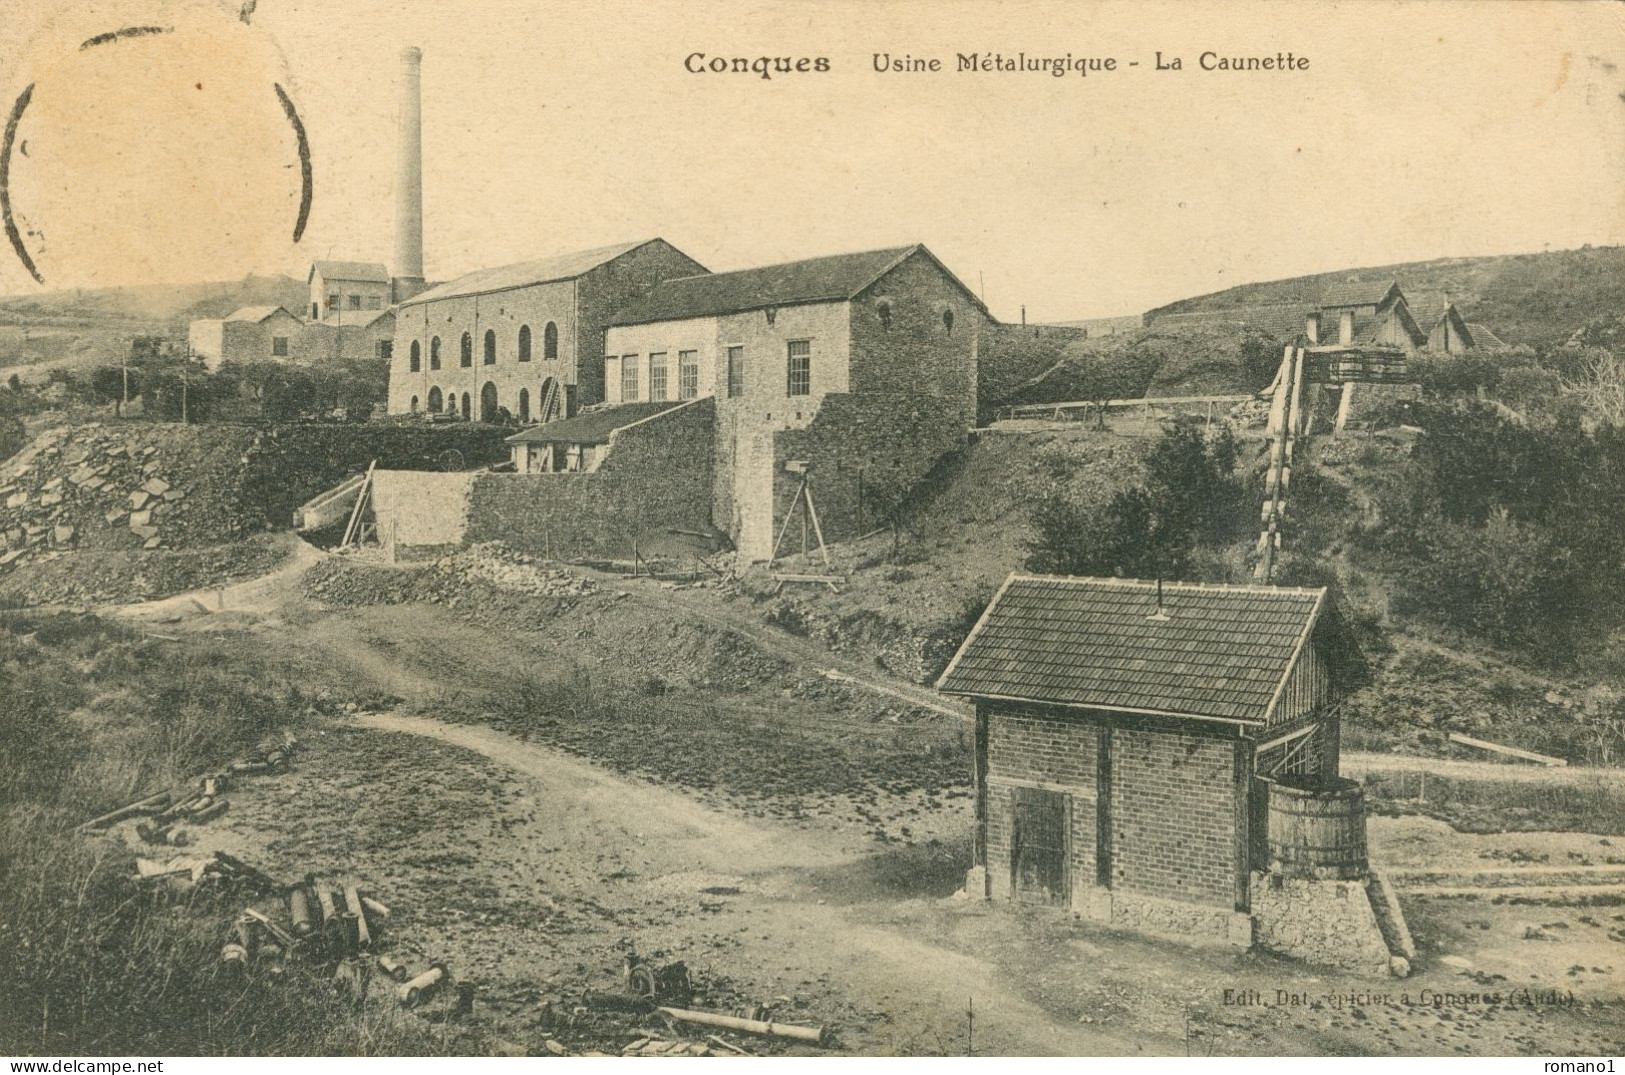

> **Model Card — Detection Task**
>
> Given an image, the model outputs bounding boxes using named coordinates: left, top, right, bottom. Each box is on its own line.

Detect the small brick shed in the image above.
left=936, top=575, right=1364, bottom=937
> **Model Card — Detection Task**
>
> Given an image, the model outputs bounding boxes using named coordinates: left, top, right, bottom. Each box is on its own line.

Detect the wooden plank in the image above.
left=1007, top=393, right=1253, bottom=417
left=772, top=573, right=847, bottom=584
left=1447, top=732, right=1567, bottom=767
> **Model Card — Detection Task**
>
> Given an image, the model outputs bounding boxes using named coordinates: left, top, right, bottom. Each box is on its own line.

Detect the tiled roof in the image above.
left=327, top=308, right=396, bottom=330
left=609, top=244, right=985, bottom=326
left=311, top=260, right=390, bottom=284
left=1319, top=279, right=1399, bottom=309
left=936, top=575, right=1329, bottom=724
left=403, top=240, right=666, bottom=307
left=223, top=305, right=294, bottom=323
left=505, top=400, right=683, bottom=446
left=1466, top=322, right=1509, bottom=349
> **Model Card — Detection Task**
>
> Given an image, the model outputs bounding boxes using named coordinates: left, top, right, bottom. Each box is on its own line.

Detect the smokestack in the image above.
left=394, top=47, right=425, bottom=290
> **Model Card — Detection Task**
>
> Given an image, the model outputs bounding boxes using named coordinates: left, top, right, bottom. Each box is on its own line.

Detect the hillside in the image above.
left=1143, top=245, right=1625, bottom=350
left=0, top=275, right=308, bottom=377
left=737, top=402, right=1623, bottom=772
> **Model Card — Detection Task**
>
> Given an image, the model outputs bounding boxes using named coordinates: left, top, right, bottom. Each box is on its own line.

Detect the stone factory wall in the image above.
left=848, top=248, right=980, bottom=425
left=465, top=397, right=715, bottom=560
left=389, top=278, right=577, bottom=419
left=769, top=391, right=971, bottom=552
left=577, top=241, right=710, bottom=408
left=1250, top=872, right=1397, bottom=975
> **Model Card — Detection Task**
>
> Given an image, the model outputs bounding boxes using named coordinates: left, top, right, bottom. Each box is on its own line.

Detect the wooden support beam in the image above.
left=1448, top=732, right=1567, bottom=767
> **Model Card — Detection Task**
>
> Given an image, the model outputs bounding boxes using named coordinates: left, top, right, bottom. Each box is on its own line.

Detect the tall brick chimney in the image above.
left=392, top=47, right=425, bottom=300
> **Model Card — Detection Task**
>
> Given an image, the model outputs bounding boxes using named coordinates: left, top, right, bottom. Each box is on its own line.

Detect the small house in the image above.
left=937, top=575, right=1377, bottom=949
left=504, top=400, right=686, bottom=473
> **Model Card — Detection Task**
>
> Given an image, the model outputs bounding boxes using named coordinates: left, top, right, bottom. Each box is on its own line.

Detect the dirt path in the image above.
left=105, top=531, right=323, bottom=623
left=583, top=569, right=972, bottom=720
left=309, top=709, right=1152, bottom=1055
left=1344, top=751, right=1625, bottom=786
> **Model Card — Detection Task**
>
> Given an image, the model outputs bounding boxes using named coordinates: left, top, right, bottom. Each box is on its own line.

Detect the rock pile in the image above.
left=303, top=542, right=596, bottom=609
left=0, top=423, right=256, bottom=570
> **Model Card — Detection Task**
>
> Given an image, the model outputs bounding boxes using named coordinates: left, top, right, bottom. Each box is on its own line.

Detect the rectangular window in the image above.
left=648, top=352, right=669, bottom=401
left=327, top=293, right=339, bottom=312
left=786, top=339, right=811, bottom=397
left=348, top=294, right=362, bottom=310
left=604, top=356, right=618, bottom=402
left=678, top=350, right=699, bottom=400
left=377, top=340, right=393, bottom=361
left=621, top=354, right=640, bottom=402
left=366, top=295, right=382, bottom=310
left=271, top=336, right=289, bottom=357
left=726, top=346, right=744, bottom=398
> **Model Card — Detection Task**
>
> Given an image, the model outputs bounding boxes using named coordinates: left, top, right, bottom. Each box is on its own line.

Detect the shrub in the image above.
left=1024, top=424, right=1249, bottom=578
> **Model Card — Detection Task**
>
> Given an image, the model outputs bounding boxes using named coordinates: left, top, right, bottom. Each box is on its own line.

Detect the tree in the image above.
left=1024, top=425, right=1248, bottom=579
left=1566, top=346, right=1625, bottom=427
left=89, top=365, right=140, bottom=416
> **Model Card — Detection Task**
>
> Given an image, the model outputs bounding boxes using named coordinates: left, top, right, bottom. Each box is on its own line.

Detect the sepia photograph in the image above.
left=0, top=0, right=1623, bottom=1062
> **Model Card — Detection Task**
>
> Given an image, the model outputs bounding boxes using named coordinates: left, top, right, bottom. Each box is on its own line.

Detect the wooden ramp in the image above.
left=293, top=473, right=368, bottom=532
left=1254, top=345, right=1306, bottom=583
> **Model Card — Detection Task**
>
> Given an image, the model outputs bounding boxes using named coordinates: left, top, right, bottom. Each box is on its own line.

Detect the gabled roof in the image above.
left=223, top=305, right=297, bottom=324
left=326, top=307, right=396, bottom=331
left=1319, top=279, right=1401, bottom=310
left=309, top=260, right=390, bottom=284
left=608, top=244, right=988, bottom=327
left=402, top=240, right=674, bottom=307
left=1466, top=322, right=1508, bottom=349
left=936, top=575, right=1344, bottom=725
left=505, top=400, right=683, bottom=446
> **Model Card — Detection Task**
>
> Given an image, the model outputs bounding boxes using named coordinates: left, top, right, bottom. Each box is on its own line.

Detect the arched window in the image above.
left=460, top=391, right=471, bottom=418
left=460, top=332, right=472, bottom=367
left=410, top=395, right=420, bottom=412
left=942, top=309, right=955, bottom=335
left=518, top=325, right=532, bottom=362
left=409, top=340, right=421, bottom=372
left=518, top=387, right=531, bottom=422
left=428, top=386, right=443, bottom=412
left=480, top=382, right=499, bottom=423
left=484, top=329, right=496, bottom=365
left=543, top=322, right=558, bottom=361
left=430, top=336, right=441, bottom=370
left=876, top=301, right=892, bottom=330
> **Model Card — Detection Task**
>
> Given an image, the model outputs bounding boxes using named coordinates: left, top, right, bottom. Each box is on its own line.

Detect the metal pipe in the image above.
left=656, top=1006, right=826, bottom=1044
left=398, top=963, right=447, bottom=1007
left=287, top=886, right=314, bottom=937
left=345, top=886, right=372, bottom=948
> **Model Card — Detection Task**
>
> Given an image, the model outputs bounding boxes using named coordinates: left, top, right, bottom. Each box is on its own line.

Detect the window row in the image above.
left=412, top=379, right=565, bottom=425
left=607, top=341, right=813, bottom=403
left=613, top=350, right=703, bottom=403
left=406, top=322, right=559, bottom=372
left=322, top=292, right=385, bottom=314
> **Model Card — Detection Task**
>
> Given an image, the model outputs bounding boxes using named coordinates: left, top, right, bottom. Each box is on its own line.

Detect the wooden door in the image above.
left=1011, top=787, right=1069, bottom=905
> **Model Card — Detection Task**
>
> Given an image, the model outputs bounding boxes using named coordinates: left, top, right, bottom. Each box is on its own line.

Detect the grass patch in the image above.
left=1359, top=769, right=1625, bottom=835
left=0, top=612, right=464, bottom=1055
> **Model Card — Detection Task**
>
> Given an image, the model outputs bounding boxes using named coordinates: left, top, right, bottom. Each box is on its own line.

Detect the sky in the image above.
left=0, top=0, right=1622, bottom=320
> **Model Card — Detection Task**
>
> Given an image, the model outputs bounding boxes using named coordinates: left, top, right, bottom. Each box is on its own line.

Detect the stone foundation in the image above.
left=1075, top=888, right=1254, bottom=948
left=1249, top=871, right=1396, bottom=976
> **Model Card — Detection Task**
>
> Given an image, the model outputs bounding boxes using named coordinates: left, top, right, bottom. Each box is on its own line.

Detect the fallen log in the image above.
left=77, top=790, right=172, bottom=832
left=656, top=1006, right=826, bottom=1045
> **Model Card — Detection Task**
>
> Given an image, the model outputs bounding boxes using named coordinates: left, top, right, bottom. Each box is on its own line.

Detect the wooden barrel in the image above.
left=1265, top=776, right=1368, bottom=880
